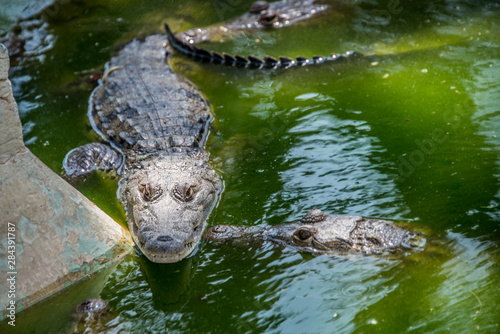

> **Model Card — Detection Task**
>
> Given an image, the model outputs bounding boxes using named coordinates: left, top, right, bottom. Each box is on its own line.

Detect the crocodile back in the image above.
left=90, top=35, right=212, bottom=154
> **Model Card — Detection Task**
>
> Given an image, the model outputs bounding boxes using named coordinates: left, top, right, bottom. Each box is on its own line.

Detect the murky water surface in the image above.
left=2, top=0, right=500, bottom=332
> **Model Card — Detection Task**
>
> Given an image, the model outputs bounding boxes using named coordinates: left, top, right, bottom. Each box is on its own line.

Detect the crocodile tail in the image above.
left=164, top=23, right=205, bottom=59
left=164, top=23, right=175, bottom=41
left=164, top=23, right=179, bottom=50
left=164, top=23, right=365, bottom=69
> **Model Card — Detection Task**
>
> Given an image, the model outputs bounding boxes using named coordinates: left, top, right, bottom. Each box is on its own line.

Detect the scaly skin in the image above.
left=203, top=209, right=426, bottom=254
left=64, top=35, right=222, bottom=263
left=175, top=0, right=329, bottom=45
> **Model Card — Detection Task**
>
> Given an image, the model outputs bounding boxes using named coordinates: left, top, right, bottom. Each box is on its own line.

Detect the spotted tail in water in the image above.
left=164, top=23, right=363, bottom=69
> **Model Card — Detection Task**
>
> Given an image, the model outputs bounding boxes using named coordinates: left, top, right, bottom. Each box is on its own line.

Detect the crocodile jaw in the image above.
left=128, top=206, right=204, bottom=263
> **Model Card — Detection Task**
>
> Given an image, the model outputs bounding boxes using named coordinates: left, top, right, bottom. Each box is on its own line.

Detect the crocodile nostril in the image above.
left=157, top=235, right=173, bottom=242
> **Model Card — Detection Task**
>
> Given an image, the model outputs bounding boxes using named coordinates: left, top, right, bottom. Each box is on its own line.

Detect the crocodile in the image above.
left=174, top=0, right=329, bottom=46
left=203, top=209, right=426, bottom=254
left=72, top=298, right=112, bottom=333
left=63, top=35, right=222, bottom=263
left=165, top=0, right=364, bottom=69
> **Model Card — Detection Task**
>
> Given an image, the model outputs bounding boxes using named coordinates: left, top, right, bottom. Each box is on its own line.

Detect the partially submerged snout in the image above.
left=204, top=209, right=426, bottom=255
left=268, top=209, right=426, bottom=254
left=133, top=219, right=201, bottom=263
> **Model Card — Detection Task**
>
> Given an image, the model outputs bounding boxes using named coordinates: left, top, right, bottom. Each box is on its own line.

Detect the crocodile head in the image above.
left=262, top=209, right=360, bottom=252
left=171, top=0, right=328, bottom=46
left=119, top=154, right=222, bottom=263
left=204, top=209, right=425, bottom=254
left=265, top=209, right=425, bottom=254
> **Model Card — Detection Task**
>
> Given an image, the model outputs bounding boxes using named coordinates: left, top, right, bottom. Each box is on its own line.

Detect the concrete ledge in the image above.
left=0, top=43, right=133, bottom=321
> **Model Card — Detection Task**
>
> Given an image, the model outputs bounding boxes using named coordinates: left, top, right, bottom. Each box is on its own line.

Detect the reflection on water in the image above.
left=2, top=0, right=500, bottom=332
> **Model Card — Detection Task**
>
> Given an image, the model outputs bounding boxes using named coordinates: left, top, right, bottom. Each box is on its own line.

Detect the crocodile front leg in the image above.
left=63, top=143, right=123, bottom=179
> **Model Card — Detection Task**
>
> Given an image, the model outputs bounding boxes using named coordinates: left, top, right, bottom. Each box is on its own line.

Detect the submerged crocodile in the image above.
left=63, top=35, right=222, bottom=263
left=71, top=299, right=112, bottom=333
left=203, top=209, right=426, bottom=254
left=174, top=0, right=329, bottom=45
left=165, top=0, right=364, bottom=69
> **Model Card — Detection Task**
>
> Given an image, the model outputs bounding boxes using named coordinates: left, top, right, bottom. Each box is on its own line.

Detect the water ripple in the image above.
left=281, top=106, right=408, bottom=220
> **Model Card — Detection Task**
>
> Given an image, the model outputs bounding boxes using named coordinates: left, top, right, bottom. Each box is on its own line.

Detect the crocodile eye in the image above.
left=294, top=228, right=313, bottom=241
left=366, top=237, right=382, bottom=246
left=259, top=10, right=278, bottom=26
left=172, top=183, right=197, bottom=202
left=185, top=186, right=195, bottom=201
left=138, top=183, right=163, bottom=202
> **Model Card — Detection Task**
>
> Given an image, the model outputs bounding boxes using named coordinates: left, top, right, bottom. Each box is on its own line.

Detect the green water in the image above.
left=2, top=0, right=500, bottom=332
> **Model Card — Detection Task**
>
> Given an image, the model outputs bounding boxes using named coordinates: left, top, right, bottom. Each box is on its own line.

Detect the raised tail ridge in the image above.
left=164, top=23, right=175, bottom=41
left=164, top=23, right=364, bottom=69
